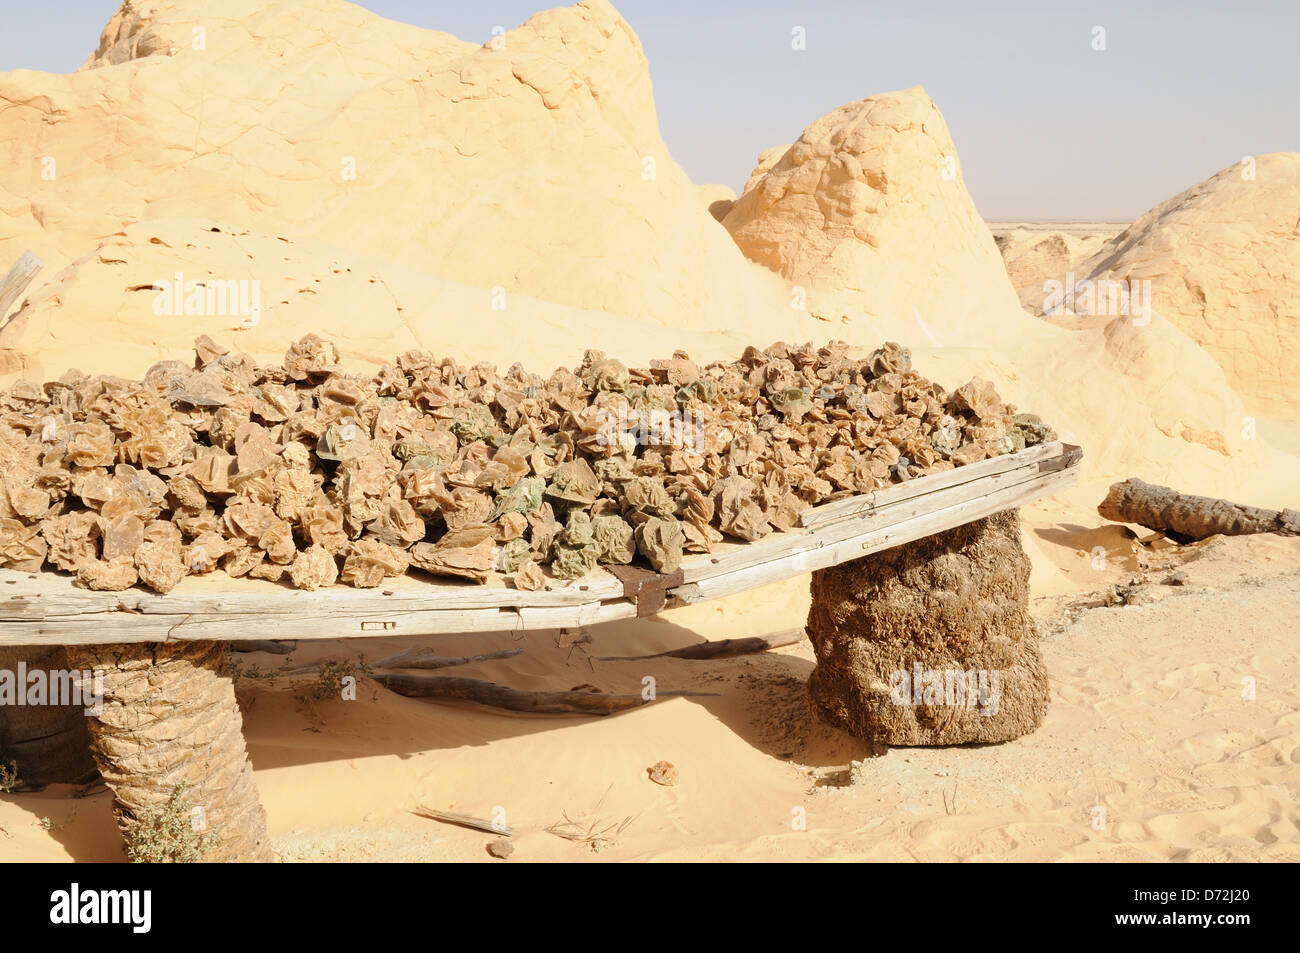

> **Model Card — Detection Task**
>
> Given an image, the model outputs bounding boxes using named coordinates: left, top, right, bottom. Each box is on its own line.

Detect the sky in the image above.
left=2, top=0, right=1296, bottom=220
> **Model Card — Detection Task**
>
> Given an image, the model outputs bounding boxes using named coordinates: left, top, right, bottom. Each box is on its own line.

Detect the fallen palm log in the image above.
left=1098, top=478, right=1300, bottom=540
left=413, top=805, right=516, bottom=836
left=371, top=646, right=523, bottom=670
left=597, top=628, right=805, bottom=662
left=373, top=673, right=718, bottom=715
left=280, top=646, right=522, bottom=676
left=230, top=640, right=297, bottom=655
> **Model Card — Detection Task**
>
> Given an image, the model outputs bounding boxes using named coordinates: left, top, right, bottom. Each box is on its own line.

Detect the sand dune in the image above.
left=0, top=0, right=801, bottom=374
left=994, top=227, right=1118, bottom=314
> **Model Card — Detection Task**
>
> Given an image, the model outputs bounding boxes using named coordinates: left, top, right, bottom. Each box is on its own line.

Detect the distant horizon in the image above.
left=1, top=0, right=1295, bottom=220
left=984, top=218, right=1132, bottom=226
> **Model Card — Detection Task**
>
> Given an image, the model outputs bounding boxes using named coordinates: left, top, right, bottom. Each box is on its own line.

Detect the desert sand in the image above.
left=0, top=0, right=1297, bottom=863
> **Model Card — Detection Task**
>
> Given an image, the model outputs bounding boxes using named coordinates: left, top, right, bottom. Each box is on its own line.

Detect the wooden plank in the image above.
left=680, top=447, right=1062, bottom=584
left=798, top=441, right=1062, bottom=529
left=0, top=566, right=626, bottom=619
left=0, top=600, right=639, bottom=644
left=0, top=250, right=42, bottom=319
left=670, top=464, right=1078, bottom=605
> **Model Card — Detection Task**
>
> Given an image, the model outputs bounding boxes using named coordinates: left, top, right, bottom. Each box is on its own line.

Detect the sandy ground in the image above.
left=4, top=514, right=1296, bottom=863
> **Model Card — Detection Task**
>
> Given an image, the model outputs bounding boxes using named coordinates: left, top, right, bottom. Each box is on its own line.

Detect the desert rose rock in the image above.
left=0, top=333, right=1055, bottom=593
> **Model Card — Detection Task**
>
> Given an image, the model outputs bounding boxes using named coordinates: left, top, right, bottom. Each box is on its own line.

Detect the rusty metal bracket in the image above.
left=1039, top=443, right=1083, bottom=472
left=605, top=564, right=685, bottom=617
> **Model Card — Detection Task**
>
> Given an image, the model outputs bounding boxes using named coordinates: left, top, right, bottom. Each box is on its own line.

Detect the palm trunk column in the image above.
left=805, top=509, right=1049, bottom=745
left=66, top=641, right=272, bottom=862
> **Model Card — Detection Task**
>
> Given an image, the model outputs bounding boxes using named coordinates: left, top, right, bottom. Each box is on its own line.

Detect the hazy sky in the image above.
left=3, top=0, right=1296, bottom=219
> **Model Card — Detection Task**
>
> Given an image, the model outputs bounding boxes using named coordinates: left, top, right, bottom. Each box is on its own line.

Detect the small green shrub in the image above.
left=302, top=656, right=374, bottom=703
left=0, top=760, right=20, bottom=793
left=126, top=783, right=217, bottom=863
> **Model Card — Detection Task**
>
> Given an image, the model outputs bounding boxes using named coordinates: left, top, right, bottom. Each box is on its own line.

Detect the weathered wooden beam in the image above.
left=799, top=441, right=1062, bottom=529
left=684, top=450, right=1067, bottom=585
left=373, top=673, right=719, bottom=715
left=669, top=463, right=1078, bottom=605
left=282, top=646, right=523, bottom=675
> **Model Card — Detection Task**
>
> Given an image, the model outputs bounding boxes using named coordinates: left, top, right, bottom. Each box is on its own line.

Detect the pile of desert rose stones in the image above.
left=0, top=335, right=1053, bottom=593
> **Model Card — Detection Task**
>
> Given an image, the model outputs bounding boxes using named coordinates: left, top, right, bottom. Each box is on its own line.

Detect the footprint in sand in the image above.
left=1054, top=683, right=1101, bottom=705
left=1092, top=776, right=1125, bottom=796
left=1147, top=791, right=1215, bottom=813
left=1238, top=737, right=1300, bottom=766
left=659, top=786, right=691, bottom=837
left=1160, top=763, right=1200, bottom=785
left=1178, top=845, right=1237, bottom=862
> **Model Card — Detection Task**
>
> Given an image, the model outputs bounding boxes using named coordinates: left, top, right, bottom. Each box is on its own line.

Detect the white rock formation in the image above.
left=1069, top=154, right=1300, bottom=417
left=0, top=0, right=801, bottom=373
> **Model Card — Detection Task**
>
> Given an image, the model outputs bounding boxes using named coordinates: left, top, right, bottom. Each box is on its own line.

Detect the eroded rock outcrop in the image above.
left=1067, top=154, right=1300, bottom=417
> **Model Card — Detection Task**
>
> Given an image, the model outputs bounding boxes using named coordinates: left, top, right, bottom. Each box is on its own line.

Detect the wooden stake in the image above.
left=413, top=805, right=516, bottom=836
left=0, top=251, right=42, bottom=320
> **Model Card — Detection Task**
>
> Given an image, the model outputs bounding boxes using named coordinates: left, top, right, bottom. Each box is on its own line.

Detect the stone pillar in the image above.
left=806, top=509, right=1048, bottom=745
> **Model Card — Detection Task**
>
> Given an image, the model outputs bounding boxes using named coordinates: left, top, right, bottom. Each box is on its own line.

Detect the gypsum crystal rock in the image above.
left=0, top=335, right=1047, bottom=594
